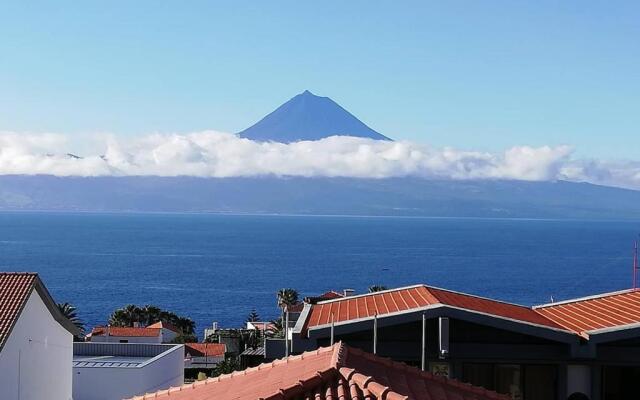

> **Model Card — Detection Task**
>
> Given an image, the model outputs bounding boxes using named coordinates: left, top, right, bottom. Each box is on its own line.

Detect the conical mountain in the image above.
left=238, top=90, right=390, bottom=142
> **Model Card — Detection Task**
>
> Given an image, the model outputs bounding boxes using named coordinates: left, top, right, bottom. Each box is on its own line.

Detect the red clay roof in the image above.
left=306, top=285, right=564, bottom=331
left=248, top=321, right=277, bottom=332
left=534, top=289, right=640, bottom=336
left=319, top=291, right=345, bottom=300
left=0, top=273, right=38, bottom=350
left=129, top=342, right=509, bottom=400
left=91, top=326, right=161, bottom=337
left=287, top=302, right=305, bottom=313
left=185, top=343, right=226, bottom=357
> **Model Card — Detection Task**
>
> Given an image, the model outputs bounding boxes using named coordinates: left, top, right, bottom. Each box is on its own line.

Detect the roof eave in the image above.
left=34, top=276, right=82, bottom=337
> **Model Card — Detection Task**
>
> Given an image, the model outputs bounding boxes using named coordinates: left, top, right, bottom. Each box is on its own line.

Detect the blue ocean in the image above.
left=0, top=212, right=638, bottom=335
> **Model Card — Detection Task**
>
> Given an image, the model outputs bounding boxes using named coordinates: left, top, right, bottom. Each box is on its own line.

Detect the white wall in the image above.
left=73, top=345, right=184, bottom=400
left=90, top=335, right=161, bottom=344
left=0, top=290, right=73, bottom=400
left=567, top=364, right=591, bottom=398
left=160, top=328, right=178, bottom=343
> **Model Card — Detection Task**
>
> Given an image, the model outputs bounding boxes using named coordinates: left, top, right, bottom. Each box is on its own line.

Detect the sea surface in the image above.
left=1, top=212, right=638, bottom=337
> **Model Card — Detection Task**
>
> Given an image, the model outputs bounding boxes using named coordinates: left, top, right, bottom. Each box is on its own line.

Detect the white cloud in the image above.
left=0, top=130, right=638, bottom=190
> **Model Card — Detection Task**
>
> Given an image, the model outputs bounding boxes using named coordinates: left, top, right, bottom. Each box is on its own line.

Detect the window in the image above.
left=495, top=364, right=522, bottom=400
left=119, top=339, right=129, bottom=343
left=462, top=363, right=556, bottom=400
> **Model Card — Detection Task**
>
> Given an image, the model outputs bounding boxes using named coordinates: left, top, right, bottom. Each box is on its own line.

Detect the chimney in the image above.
left=343, top=289, right=355, bottom=297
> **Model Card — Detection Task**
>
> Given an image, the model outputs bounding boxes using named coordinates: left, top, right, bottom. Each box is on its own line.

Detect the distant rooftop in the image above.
left=90, top=326, right=161, bottom=338
left=73, top=342, right=182, bottom=369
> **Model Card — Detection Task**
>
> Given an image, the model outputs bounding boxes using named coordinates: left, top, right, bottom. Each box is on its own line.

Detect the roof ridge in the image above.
left=315, top=284, right=427, bottom=304
left=425, top=284, right=531, bottom=309
left=533, top=288, right=638, bottom=308
left=331, top=341, right=347, bottom=367
left=0, top=271, right=38, bottom=275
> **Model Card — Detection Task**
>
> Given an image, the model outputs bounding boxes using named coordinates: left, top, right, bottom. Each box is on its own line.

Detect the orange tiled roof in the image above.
left=534, top=289, right=640, bottom=336
left=0, top=273, right=38, bottom=350
left=248, top=321, right=277, bottom=332
left=319, top=291, right=344, bottom=300
left=91, top=326, right=161, bottom=337
left=306, top=285, right=564, bottom=331
left=128, top=342, right=509, bottom=400
left=185, top=343, right=226, bottom=357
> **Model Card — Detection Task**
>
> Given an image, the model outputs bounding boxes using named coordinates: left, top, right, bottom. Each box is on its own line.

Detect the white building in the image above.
left=88, top=322, right=179, bottom=344
left=0, top=272, right=81, bottom=400
left=73, top=342, right=184, bottom=400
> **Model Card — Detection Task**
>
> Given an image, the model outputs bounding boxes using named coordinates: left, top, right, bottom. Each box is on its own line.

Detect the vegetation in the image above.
left=266, top=318, right=284, bottom=338
left=368, top=285, right=388, bottom=293
left=170, top=334, right=198, bottom=344
left=204, top=328, right=261, bottom=351
left=246, top=309, right=260, bottom=323
left=57, top=302, right=85, bottom=334
left=276, top=288, right=299, bottom=336
left=276, top=288, right=299, bottom=312
left=212, top=357, right=240, bottom=376
left=107, top=304, right=195, bottom=335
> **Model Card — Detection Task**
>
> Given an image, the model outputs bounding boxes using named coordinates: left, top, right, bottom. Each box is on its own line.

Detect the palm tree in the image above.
left=277, top=288, right=299, bottom=312
left=108, top=304, right=143, bottom=327
left=141, top=305, right=162, bottom=326
left=175, top=316, right=196, bottom=335
left=277, top=288, right=299, bottom=332
left=266, top=318, right=284, bottom=338
left=57, top=302, right=85, bottom=334
left=368, top=285, right=388, bottom=293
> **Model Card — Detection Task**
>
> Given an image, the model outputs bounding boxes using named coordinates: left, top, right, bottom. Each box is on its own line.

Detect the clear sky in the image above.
left=0, top=1, right=638, bottom=158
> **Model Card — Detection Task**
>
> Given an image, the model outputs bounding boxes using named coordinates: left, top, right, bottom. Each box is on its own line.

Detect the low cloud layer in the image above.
left=0, top=131, right=639, bottom=190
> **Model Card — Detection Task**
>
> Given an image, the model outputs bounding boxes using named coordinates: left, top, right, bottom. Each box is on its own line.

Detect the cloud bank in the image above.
left=0, top=131, right=639, bottom=190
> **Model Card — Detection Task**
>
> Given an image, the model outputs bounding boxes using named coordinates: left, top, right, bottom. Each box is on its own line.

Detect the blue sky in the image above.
left=0, top=1, right=638, bottom=158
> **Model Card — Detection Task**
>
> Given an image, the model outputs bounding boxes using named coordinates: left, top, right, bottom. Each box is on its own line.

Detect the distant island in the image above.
left=2, top=175, right=640, bottom=219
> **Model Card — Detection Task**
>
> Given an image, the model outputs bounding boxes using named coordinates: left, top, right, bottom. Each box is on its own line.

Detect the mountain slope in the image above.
left=1, top=175, right=640, bottom=219
left=238, top=90, right=390, bottom=142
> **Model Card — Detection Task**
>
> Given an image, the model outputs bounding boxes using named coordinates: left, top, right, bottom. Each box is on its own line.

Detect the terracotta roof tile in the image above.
left=127, top=342, right=509, bottom=400
left=185, top=343, right=226, bottom=357
left=90, top=326, right=161, bottom=337
left=0, top=272, right=38, bottom=350
left=534, top=289, right=640, bottom=336
left=306, top=285, right=563, bottom=331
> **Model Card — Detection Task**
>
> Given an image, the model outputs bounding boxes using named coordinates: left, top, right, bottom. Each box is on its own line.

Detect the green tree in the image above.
left=246, top=309, right=260, bottom=323
left=276, top=288, right=299, bottom=335
left=277, top=288, right=299, bottom=311
left=368, top=285, right=388, bottom=293
left=107, top=304, right=195, bottom=335
left=170, top=334, right=198, bottom=344
left=57, top=302, right=85, bottom=334
left=108, top=304, right=143, bottom=327
left=266, top=318, right=284, bottom=338
left=213, top=357, right=240, bottom=376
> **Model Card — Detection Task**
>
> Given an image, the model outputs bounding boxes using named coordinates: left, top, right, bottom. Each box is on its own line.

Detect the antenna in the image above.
left=632, top=237, right=639, bottom=290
